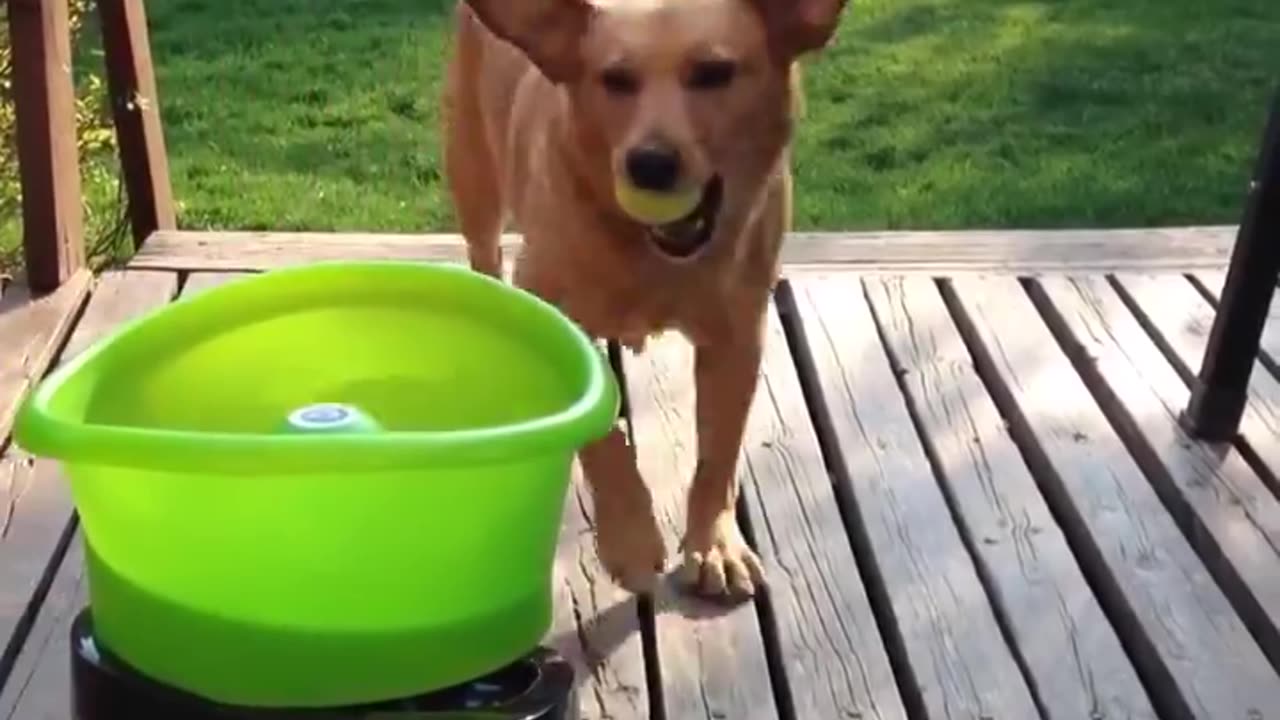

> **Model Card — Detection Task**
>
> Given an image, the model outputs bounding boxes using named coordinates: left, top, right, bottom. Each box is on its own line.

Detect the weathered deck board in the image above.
left=12, top=252, right=1280, bottom=717
left=1113, top=274, right=1280, bottom=494
left=59, top=271, right=178, bottom=361
left=0, top=452, right=71, bottom=685
left=1034, top=274, right=1280, bottom=671
left=128, top=226, right=1237, bottom=274
left=0, top=271, right=177, bottom=691
left=624, top=334, right=778, bottom=720
left=1192, top=270, right=1280, bottom=377
left=862, top=275, right=1157, bottom=719
left=946, top=274, right=1280, bottom=719
left=737, top=305, right=906, bottom=719
left=1189, top=271, right=1228, bottom=304
left=788, top=275, right=1040, bottom=718
left=0, top=531, right=85, bottom=720
left=550, top=466, right=649, bottom=720
left=180, top=270, right=251, bottom=295
left=0, top=269, right=92, bottom=443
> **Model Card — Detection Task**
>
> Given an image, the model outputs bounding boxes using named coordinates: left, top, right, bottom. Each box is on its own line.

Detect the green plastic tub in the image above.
left=14, top=261, right=618, bottom=708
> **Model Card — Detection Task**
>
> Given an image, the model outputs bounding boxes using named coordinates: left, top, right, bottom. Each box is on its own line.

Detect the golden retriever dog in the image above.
left=443, top=0, right=847, bottom=599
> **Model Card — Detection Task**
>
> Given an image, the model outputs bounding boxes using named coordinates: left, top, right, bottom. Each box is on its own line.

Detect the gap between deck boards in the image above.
left=0, top=270, right=181, bottom=700
left=10, top=264, right=1280, bottom=720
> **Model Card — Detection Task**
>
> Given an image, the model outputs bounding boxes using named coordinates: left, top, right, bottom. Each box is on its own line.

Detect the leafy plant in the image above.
left=1, top=0, right=128, bottom=282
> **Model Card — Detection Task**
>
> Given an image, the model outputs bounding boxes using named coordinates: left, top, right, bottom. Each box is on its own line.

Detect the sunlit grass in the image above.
left=5, top=0, right=1279, bottom=276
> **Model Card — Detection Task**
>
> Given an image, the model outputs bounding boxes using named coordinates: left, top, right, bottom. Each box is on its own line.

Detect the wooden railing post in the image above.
left=1182, top=88, right=1280, bottom=440
left=98, top=0, right=175, bottom=248
left=8, top=0, right=87, bottom=293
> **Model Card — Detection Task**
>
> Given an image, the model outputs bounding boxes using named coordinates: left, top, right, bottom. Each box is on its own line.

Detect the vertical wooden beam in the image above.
left=8, top=0, right=87, bottom=293
left=97, top=0, right=175, bottom=247
left=1183, top=89, right=1280, bottom=440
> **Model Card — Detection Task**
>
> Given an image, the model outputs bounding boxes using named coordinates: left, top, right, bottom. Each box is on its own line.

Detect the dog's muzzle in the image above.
left=649, top=176, right=724, bottom=259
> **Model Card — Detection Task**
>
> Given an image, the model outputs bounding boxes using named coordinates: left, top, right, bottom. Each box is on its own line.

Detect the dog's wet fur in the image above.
left=443, top=0, right=847, bottom=599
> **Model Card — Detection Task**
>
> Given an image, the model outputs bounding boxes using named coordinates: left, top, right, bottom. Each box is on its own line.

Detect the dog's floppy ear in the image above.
left=462, top=0, right=594, bottom=83
left=749, top=0, right=848, bottom=59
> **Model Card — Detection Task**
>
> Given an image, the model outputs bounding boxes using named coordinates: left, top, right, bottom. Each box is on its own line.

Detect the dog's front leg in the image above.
left=681, top=323, right=767, bottom=599
left=580, top=426, right=667, bottom=594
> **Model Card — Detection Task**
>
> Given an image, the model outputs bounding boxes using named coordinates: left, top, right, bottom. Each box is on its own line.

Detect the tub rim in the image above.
left=14, top=261, right=620, bottom=475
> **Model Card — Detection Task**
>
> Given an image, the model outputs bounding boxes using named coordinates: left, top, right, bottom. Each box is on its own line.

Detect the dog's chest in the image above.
left=573, top=279, right=726, bottom=348
left=516, top=254, right=732, bottom=349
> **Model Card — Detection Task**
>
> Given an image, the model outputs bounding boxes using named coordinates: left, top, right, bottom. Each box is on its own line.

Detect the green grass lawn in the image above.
left=144, top=0, right=1279, bottom=233
left=6, top=0, right=1280, bottom=271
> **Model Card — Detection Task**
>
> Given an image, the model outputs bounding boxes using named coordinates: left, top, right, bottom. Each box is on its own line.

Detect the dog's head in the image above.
left=463, top=0, right=847, bottom=260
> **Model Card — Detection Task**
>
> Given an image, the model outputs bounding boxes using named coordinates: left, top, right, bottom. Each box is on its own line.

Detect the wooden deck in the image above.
left=4, top=230, right=1280, bottom=719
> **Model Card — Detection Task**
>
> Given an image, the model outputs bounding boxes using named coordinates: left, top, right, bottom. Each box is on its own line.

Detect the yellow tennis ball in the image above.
left=614, top=177, right=703, bottom=225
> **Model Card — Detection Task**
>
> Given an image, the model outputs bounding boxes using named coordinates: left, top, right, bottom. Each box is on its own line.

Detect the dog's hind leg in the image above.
left=443, top=13, right=505, bottom=278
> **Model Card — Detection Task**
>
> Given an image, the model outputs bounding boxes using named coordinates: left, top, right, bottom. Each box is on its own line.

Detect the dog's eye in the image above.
left=687, top=60, right=736, bottom=91
left=600, top=67, right=640, bottom=96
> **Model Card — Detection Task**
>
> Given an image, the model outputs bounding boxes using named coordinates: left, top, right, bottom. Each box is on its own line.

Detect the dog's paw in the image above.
left=595, top=502, right=667, bottom=595
left=678, top=513, right=765, bottom=600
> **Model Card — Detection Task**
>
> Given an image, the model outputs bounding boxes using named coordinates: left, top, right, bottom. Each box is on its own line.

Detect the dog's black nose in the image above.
left=626, top=144, right=681, bottom=192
